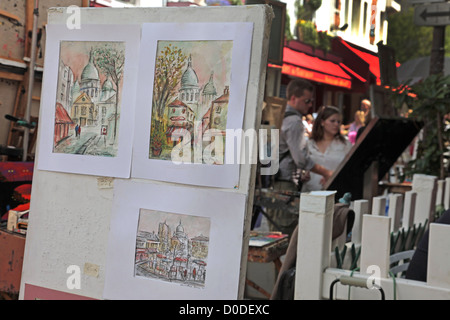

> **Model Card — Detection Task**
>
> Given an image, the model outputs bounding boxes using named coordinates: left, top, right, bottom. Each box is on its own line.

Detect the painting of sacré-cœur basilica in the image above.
left=149, top=40, right=233, bottom=164
left=53, top=41, right=126, bottom=157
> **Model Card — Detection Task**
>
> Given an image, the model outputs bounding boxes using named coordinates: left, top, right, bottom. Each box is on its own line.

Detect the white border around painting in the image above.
left=103, top=180, right=247, bottom=300
left=36, top=24, right=141, bottom=178
left=131, top=22, right=254, bottom=188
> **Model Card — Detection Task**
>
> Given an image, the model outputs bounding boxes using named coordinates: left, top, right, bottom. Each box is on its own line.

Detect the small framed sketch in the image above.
left=134, top=209, right=210, bottom=289
left=132, top=22, right=254, bottom=188
left=37, top=24, right=140, bottom=178
left=103, top=180, right=247, bottom=300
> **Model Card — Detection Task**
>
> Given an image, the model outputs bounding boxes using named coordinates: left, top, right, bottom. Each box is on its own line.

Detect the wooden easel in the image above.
left=19, top=5, right=272, bottom=300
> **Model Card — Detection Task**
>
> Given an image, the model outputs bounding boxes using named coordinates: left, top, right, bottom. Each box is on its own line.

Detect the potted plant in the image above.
left=296, top=19, right=318, bottom=45
left=392, top=74, right=450, bottom=180
left=295, top=0, right=322, bottom=22
left=150, top=126, right=165, bottom=157
left=317, top=30, right=332, bottom=53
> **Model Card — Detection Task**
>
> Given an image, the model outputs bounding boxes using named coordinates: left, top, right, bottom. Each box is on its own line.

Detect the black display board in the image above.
left=245, top=0, right=285, bottom=65
left=324, top=117, right=423, bottom=200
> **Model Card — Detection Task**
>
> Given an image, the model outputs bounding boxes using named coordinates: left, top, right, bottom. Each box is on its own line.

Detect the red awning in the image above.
left=339, top=63, right=367, bottom=83
left=282, top=47, right=352, bottom=89
left=55, top=103, right=73, bottom=125
left=332, top=37, right=381, bottom=86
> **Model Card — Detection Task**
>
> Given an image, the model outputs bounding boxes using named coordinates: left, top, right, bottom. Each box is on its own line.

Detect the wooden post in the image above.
left=427, top=223, right=450, bottom=290
left=25, top=0, right=35, bottom=59
left=352, top=200, right=369, bottom=245
left=22, top=0, right=39, bottom=161
left=360, top=215, right=391, bottom=278
left=371, top=196, right=386, bottom=216
left=6, top=84, right=24, bottom=147
left=402, top=191, right=417, bottom=229
left=412, top=174, right=437, bottom=224
left=445, top=177, right=450, bottom=210
left=388, top=193, right=403, bottom=233
left=295, top=191, right=336, bottom=300
left=429, top=26, right=446, bottom=76
left=436, top=180, right=445, bottom=207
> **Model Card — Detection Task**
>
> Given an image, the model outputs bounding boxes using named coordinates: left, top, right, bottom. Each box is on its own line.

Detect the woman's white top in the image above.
left=301, top=137, right=352, bottom=192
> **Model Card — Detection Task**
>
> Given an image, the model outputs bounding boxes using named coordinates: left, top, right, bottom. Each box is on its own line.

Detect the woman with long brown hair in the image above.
left=301, top=106, right=352, bottom=192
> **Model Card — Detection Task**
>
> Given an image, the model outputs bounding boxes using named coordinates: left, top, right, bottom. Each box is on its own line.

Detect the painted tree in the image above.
left=153, top=44, right=187, bottom=119
left=93, top=44, right=125, bottom=141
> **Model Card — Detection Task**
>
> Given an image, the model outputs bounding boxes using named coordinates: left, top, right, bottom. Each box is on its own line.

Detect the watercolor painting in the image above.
left=134, top=208, right=211, bottom=288
left=149, top=40, right=233, bottom=164
left=52, top=41, right=126, bottom=157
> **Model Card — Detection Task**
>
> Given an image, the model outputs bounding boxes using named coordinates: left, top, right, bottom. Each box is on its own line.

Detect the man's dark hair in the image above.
left=286, top=79, right=313, bottom=100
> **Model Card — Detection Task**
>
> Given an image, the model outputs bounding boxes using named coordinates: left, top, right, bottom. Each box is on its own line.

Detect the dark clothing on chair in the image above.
left=405, top=209, right=450, bottom=282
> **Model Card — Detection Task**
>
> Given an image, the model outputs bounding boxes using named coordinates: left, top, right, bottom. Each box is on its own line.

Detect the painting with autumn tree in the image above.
left=53, top=41, right=125, bottom=157
left=149, top=40, right=233, bottom=164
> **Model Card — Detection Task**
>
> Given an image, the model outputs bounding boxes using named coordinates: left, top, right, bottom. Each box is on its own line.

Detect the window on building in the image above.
left=379, top=10, right=386, bottom=43
left=334, top=0, right=341, bottom=29
left=351, top=0, right=361, bottom=37
left=344, top=0, right=349, bottom=25
left=363, top=2, right=368, bottom=38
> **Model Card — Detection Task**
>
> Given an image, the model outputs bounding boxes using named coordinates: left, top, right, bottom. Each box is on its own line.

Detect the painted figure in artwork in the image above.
left=53, top=41, right=125, bottom=157
left=149, top=40, right=233, bottom=164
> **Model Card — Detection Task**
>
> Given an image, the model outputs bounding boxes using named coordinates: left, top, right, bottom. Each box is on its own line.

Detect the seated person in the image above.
left=405, top=209, right=450, bottom=282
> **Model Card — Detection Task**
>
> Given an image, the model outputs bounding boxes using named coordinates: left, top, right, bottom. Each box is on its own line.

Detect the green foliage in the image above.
left=294, top=0, right=329, bottom=52
left=317, top=30, right=332, bottom=53
left=392, top=74, right=450, bottom=179
left=295, top=0, right=322, bottom=22
left=297, top=20, right=318, bottom=44
left=93, top=45, right=125, bottom=141
left=285, top=12, right=294, bottom=42
left=435, top=204, right=446, bottom=220
left=153, top=45, right=187, bottom=119
left=334, top=243, right=361, bottom=270
left=296, top=20, right=332, bottom=53
left=334, top=245, right=346, bottom=269
left=93, top=45, right=125, bottom=84
left=150, top=121, right=166, bottom=151
left=387, top=7, right=450, bottom=64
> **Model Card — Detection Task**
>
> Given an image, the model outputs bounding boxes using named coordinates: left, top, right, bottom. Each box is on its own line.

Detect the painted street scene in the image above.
left=52, top=41, right=126, bottom=156
left=149, top=40, right=233, bottom=164
left=134, top=209, right=210, bottom=288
